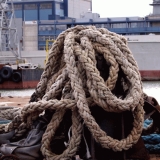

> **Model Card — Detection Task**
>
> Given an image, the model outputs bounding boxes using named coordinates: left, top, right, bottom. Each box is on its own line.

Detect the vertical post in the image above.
left=90, top=136, right=96, bottom=160
left=121, top=113, right=126, bottom=160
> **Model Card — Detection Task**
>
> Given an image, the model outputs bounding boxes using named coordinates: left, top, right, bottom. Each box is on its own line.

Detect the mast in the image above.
left=0, top=0, right=21, bottom=63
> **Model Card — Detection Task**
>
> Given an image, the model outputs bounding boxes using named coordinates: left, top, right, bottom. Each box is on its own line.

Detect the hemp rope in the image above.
left=0, top=25, right=145, bottom=159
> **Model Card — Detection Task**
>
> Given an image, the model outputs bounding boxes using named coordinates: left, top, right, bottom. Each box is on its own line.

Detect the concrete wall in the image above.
left=125, top=35, right=160, bottom=42
left=20, top=50, right=46, bottom=68
left=0, top=50, right=46, bottom=68
left=23, top=22, right=38, bottom=51
left=153, top=5, right=160, bottom=15
left=68, top=0, right=91, bottom=18
left=123, top=35, right=160, bottom=71
left=80, top=11, right=100, bottom=19
left=128, top=42, right=160, bottom=70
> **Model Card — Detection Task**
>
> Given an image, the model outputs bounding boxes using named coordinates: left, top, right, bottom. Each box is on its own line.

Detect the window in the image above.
left=95, top=24, right=111, bottom=28
left=14, top=4, right=22, bottom=18
left=38, top=46, right=45, bottom=50
left=39, top=3, right=52, bottom=20
left=55, top=2, right=64, bottom=19
left=130, top=23, right=137, bottom=28
left=55, top=25, right=66, bottom=34
left=38, top=25, right=55, bottom=35
left=112, top=23, right=126, bottom=28
left=24, top=4, right=38, bottom=21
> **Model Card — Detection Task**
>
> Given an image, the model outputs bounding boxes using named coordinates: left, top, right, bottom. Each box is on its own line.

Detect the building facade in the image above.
left=7, top=0, right=160, bottom=51
left=8, top=0, right=92, bottom=50
left=9, top=0, right=92, bottom=21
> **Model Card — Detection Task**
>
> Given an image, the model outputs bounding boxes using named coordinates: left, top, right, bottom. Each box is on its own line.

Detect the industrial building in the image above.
left=5, top=0, right=160, bottom=51
left=10, top=0, right=92, bottom=20
left=7, top=0, right=92, bottom=50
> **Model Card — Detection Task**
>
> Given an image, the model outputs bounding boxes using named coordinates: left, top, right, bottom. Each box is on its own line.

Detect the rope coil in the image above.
left=0, top=25, right=145, bottom=159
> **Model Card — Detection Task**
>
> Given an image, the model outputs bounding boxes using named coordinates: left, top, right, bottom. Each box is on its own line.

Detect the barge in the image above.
left=0, top=64, right=43, bottom=89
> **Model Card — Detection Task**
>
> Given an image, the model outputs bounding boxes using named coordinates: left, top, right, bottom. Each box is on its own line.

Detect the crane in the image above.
left=0, top=0, right=21, bottom=64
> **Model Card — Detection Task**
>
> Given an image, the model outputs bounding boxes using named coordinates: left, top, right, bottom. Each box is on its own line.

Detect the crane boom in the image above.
left=0, top=0, right=21, bottom=64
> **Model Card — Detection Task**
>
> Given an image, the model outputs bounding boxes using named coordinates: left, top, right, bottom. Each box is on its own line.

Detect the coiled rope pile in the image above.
left=0, top=25, right=145, bottom=159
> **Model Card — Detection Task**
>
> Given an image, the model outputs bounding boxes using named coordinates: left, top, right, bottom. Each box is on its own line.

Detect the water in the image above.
left=143, top=81, right=160, bottom=104
left=0, top=89, right=35, bottom=97
left=0, top=81, right=160, bottom=103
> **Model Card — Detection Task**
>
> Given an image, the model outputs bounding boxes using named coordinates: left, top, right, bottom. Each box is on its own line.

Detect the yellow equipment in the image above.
left=45, top=39, right=55, bottom=64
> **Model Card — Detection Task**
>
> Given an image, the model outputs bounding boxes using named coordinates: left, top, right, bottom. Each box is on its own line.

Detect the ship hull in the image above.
left=0, top=68, right=159, bottom=90
left=0, top=69, right=43, bottom=89
left=140, top=70, right=160, bottom=81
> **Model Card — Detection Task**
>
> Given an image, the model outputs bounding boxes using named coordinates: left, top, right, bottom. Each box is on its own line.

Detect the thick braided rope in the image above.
left=29, top=26, right=144, bottom=156
left=41, top=109, right=82, bottom=160
left=0, top=107, right=20, bottom=120
left=0, top=26, right=144, bottom=159
left=63, top=31, right=144, bottom=151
